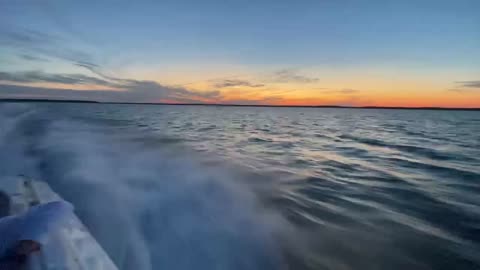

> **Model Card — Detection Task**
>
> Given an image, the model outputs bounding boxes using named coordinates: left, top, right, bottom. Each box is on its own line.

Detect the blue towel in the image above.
left=0, top=200, right=74, bottom=259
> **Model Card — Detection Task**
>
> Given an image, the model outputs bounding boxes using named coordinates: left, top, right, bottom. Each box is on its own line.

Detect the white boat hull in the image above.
left=0, top=176, right=119, bottom=270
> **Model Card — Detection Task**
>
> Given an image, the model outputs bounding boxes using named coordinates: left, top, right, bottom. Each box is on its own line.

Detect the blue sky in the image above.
left=0, top=0, right=479, bottom=106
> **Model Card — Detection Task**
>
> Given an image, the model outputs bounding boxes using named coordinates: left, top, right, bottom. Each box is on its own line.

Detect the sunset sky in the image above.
left=1, top=0, right=479, bottom=107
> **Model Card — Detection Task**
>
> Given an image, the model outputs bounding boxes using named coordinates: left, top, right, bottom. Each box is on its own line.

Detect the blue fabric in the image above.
left=0, top=201, right=74, bottom=259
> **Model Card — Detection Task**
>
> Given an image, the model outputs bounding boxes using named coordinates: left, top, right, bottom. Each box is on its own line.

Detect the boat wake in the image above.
left=0, top=103, right=305, bottom=270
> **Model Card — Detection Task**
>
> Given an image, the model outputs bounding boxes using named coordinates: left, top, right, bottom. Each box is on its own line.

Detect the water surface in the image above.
left=0, top=103, right=479, bottom=270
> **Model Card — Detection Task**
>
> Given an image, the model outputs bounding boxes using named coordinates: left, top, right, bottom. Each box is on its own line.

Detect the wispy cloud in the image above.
left=222, top=96, right=285, bottom=105
left=0, top=82, right=220, bottom=103
left=0, top=70, right=220, bottom=103
left=320, top=88, right=360, bottom=94
left=455, top=80, right=480, bottom=88
left=18, top=54, right=49, bottom=62
left=0, top=28, right=95, bottom=65
left=272, top=69, right=319, bottom=84
left=447, top=80, right=480, bottom=94
left=0, top=29, right=59, bottom=46
left=213, top=79, right=264, bottom=88
left=0, top=70, right=116, bottom=87
left=0, top=28, right=221, bottom=103
left=316, top=88, right=361, bottom=95
left=338, top=88, right=359, bottom=94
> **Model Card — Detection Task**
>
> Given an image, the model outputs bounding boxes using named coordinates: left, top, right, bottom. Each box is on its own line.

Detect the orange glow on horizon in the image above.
left=211, top=86, right=480, bottom=108
left=3, top=75, right=479, bottom=108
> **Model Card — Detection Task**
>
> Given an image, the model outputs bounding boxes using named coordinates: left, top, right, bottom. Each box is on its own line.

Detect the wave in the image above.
left=338, top=134, right=474, bottom=162
left=0, top=103, right=307, bottom=270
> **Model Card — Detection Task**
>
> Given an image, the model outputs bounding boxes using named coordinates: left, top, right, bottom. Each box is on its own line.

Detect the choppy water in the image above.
left=1, top=102, right=479, bottom=270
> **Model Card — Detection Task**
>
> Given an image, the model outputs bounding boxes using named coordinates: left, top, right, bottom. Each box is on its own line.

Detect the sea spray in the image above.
left=0, top=103, right=302, bottom=270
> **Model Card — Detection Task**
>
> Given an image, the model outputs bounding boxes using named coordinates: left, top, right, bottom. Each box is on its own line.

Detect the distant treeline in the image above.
left=0, top=98, right=478, bottom=111
left=0, top=99, right=100, bottom=103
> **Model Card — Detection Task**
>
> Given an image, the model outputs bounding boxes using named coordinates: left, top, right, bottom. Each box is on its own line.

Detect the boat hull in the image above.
left=0, top=176, right=118, bottom=270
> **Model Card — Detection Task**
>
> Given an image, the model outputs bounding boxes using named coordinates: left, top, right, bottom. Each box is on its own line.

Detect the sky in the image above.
left=0, top=0, right=479, bottom=107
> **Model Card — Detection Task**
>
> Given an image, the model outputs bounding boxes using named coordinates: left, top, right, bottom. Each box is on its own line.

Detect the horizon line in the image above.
left=1, top=98, right=479, bottom=111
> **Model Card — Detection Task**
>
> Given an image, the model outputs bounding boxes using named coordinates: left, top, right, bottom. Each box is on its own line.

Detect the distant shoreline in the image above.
left=0, top=98, right=99, bottom=104
left=1, top=98, right=479, bottom=111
